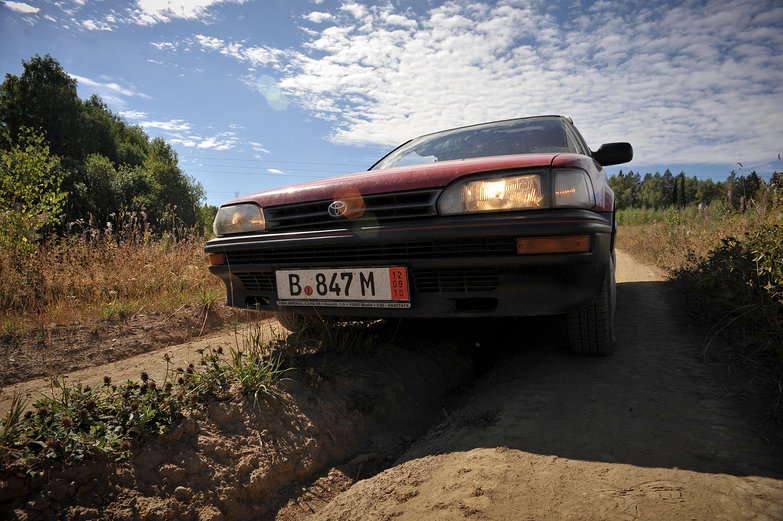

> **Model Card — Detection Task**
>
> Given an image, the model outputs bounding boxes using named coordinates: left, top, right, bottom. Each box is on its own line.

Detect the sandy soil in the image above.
left=2, top=250, right=782, bottom=520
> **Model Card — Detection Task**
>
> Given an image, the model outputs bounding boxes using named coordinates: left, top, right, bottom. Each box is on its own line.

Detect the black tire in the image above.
left=566, top=255, right=616, bottom=356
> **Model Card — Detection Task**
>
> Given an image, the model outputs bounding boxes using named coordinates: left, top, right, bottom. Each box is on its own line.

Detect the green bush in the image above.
left=0, top=127, right=66, bottom=256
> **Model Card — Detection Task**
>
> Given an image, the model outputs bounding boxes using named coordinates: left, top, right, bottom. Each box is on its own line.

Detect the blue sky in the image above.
left=2, top=0, right=782, bottom=207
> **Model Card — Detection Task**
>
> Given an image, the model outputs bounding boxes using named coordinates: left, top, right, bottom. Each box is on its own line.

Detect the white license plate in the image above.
left=276, top=267, right=410, bottom=308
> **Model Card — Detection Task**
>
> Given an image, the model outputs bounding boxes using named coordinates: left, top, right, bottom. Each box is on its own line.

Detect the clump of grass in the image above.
left=285, top=316, right=390, bottom=356
left=103, top=299, right=139, bottom=321
left=0, top=332, right=289, bottom=477
left=196, top=285, right=222, bottom=312
left=673, top=223, right=783, bottom=357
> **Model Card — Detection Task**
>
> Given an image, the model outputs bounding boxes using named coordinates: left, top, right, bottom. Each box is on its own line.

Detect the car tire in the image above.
left=566, top=254, right=616, bottom=356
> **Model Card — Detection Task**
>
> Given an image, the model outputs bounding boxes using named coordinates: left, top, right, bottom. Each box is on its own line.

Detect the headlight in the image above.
left=438, top=169, right=595, bottom=215
left=213, top=204, right=265, bottom=235
left=439, top=174, right=545, bottom=214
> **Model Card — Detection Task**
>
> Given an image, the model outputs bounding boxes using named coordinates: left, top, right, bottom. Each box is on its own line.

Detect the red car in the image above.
left=206, top=115, right=632, bottom=355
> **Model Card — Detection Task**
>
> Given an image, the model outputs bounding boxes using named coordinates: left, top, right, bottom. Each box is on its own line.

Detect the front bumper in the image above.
left=205, top=209, right=614, bottom=318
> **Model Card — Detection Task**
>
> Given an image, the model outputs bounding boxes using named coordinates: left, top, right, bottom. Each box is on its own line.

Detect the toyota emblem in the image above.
left=328, top=200, right=348, bottom=218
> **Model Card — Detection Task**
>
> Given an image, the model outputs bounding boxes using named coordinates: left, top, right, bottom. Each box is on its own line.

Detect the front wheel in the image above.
left=566, top=255, right=616, bottom=356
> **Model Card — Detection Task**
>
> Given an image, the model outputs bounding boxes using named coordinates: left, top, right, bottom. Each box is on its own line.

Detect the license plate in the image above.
left=276, top=267, right=410, bottom=308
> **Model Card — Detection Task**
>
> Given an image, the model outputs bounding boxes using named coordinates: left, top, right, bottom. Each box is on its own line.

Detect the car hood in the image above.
left=223, top=153, right=597, bottom=208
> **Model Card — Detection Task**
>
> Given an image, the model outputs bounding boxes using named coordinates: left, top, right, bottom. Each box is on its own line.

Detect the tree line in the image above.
left=0, top=54, right=209, bottom=251
left=609, top=167, right=783, bottom=211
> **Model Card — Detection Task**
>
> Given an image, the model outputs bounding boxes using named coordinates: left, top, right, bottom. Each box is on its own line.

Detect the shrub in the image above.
left=0, top=127, right=66, bottom=256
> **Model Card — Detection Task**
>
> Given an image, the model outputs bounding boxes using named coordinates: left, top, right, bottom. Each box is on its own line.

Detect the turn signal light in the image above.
left=208, top=253, right=226, bottom=266
left=516, top=235, right=591, bottom=254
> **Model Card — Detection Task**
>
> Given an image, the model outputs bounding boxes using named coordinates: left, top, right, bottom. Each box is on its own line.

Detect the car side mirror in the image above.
left=592, top=142, right=633, bottom=166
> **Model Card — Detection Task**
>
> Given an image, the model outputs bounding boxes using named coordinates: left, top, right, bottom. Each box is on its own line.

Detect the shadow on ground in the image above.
left=399, top=280, right=783, bottom=479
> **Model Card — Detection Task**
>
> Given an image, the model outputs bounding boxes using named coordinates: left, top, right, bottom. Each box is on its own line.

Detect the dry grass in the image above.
left=616, top=204, right=783, bottom=272
left=0, top=224, right=222, bottom=334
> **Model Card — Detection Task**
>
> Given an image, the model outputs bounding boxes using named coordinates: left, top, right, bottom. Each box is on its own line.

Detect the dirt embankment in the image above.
left=2, top=250, right=782, bottom=520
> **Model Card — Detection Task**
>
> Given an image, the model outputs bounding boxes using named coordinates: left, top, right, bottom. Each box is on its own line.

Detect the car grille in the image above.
left=236, top=272, right=276, bottom=293
left=412, top=269, right=499, bottom=293
left=264, top=188, right=441, bottom=232
left=224, top=237, right=517, bottom=265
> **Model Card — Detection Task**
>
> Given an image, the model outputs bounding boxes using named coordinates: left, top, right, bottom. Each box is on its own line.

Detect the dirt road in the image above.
left=309, top=250, right=783, bottom=520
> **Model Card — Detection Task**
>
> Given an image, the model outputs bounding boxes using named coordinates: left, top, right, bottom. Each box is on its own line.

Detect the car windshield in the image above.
left=371, top=117, right=578, bottom=170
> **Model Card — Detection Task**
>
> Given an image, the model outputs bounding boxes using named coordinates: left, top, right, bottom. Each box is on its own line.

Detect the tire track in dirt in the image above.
left=308, top=250, right=783, bottom=521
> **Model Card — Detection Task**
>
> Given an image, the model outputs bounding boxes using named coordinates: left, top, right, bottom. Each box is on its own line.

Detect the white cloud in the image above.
left=267, top=168, right=284, bottom=174
left=229, top=0, right=780, bottom=167
left=81, top=18, right=113, bottom=31
left=383, top=13, right=417, bottom=29
left=194, top=34, right=282, bottom=66
left=129, top=0, right=249, bottom=25
left=169, top=137, right=198, bottom=148
left=249, top=141, right=271, bottom=154
left=118, top=110, right=148, bottom=120
left=141, top=119, right=192, bottom=132
left=340, top=2, right=369, bottom=21
left=303, top=11, right=333, bottom=23
left=4, top=1, right=39, bottom=14
left=70, top=74, right=152, bottom=106
left=195, top=132, right=239, bottom=150
left=150, top=40, right=179, bottom=52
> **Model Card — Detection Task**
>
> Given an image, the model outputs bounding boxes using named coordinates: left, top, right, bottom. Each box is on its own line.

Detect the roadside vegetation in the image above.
left=0, top=214, right=222, bottom=334
left=613, top=167, right=783, bottom=403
